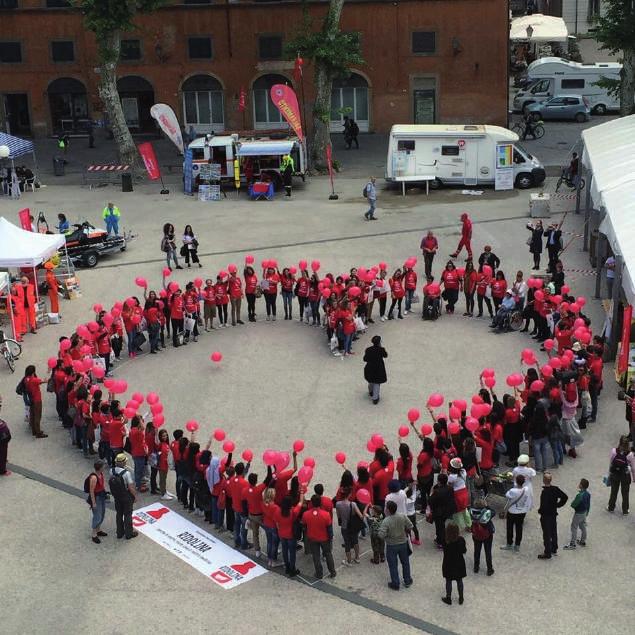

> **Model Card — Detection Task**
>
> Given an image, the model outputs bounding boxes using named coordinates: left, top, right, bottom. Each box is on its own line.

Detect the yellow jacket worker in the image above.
left=281, top=155, right=294, bottom=197
left=102, top=202, right=121, bottom=236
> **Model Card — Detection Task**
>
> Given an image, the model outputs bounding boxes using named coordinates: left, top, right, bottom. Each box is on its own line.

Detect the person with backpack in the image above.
left=607, top=436, right=634, bottom=515
left=470, top=498, right=495, bottom=576
left=110, top=453, right=137, bottom=540
left=363, top=176, right=377, bottom=221
left=85, top=459, right=108, bottom=544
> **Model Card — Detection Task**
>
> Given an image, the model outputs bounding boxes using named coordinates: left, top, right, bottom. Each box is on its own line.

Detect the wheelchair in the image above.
left=422, top=297, right=440, bottom=321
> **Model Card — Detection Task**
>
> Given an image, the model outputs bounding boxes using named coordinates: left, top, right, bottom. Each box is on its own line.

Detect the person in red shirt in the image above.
left=243, top=266, right=259, bottom=323
left=169, top=289, right=185, bottom=346
left=396, top=443, right=414, bottom=484
left=308, top=274, right=321, bottom=326
left=462, top=259, right=478, bottom=317
left=129, top=415, right=148, bottom=492
left=228, top=270, right=244, bottom=326
left=372, top=451, right=395, bottom=506
left=422, top=276, right=441, bottom=319
left=214, top=275, right=229, bottom=327
left=245, top=469, right=272, bottom=557
left=273, top=453, right=298, bottom=504
left=142, top=298, right=161, bottom=354
left=388, top=269, right=405, bottom=320
left=588, top=346, right=603, bottom=422
left=202, top=279, right=217, bottom=330
left=475, top=426, right=495, bottom=471
left=441, top=261, right=461, bottom=314
left=294, top=269, right=310, bottom=322
left=302, top=495, right=336, bottom=579
left=420, top=230, right=439, bottom=278
left=338, top=299, right=356, bottom=356
left=403, top=266, right=418, bottom=314
left=23, top=365, right=47, bottom=438
left=313, top=483, right=334, bottom=517
left=415, top=437, right=435, bottom=510
left=275, top=496, right=303, bottom=575
left=450, top=212, right=473, bottom=259
left=87, top=458, right=108, bottom=544
left=228, top=462, right=250, bottom=549
left=476, top=270, right=493, bottom=318
left=280, top=268, right=295, bottom=321
left=14, top=277, right=37, bottom=334
left=98, top=402, right=112, bottom=464
left=262, top=266, right=280, bottom=321
left=261, top=488, right=281, bottom=567
left=145, top=422, right=159, bottom=494
left=183, top=282, right=200, bottom=342
left=490, top=271, right=507, bottom=312
left=108, top=401, right=127, bottom=466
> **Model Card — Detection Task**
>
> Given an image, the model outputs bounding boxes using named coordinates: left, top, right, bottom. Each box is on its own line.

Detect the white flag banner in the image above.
left=150, top=103, right=184, bottom=154
left=132, top=503, right=267, bottom=589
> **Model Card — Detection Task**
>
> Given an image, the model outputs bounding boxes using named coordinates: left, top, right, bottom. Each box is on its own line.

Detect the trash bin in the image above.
left=121, top=173, right=133, bottom=192
left=53, top=156, right=65, bottom=177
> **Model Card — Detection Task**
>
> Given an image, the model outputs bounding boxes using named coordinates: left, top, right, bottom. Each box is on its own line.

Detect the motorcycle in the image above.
left=556, top=169, right=585, bottom=192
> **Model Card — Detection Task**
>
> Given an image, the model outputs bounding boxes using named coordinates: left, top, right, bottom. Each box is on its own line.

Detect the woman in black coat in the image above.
left=363, top=335, right=388, bottom=405
left=442, top=522, right=467, bottom=605
left=526, top=221, right=544, bottom=270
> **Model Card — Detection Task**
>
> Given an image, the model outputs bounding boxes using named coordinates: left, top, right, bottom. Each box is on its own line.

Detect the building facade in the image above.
left=0, top=0, right=508, bottom=138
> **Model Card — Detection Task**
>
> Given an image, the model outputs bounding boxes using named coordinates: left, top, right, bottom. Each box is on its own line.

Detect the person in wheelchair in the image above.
left=490, top=290, right=517, bottom=332
left=422, top=276, right=441, bottom=320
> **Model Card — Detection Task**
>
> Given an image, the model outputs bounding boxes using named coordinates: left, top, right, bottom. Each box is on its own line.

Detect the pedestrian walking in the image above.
left=470, top=498, right=495, bottom=575
left=537, top=472, right=568, bottom=559
left=378, top=500, right=413, bottom=590
left=109, top=453, right=138, bottom=540
left=85, top=459, right=108, bottom=544
left=450, top=213, right=472, bottom=259
left=564, top=478, right=590, bottom=550
left=181, top=225, right=202, bottom=268
left=102, top=202, right=121, bottom=236
left=526, top=220, right=544, bottom=270
left=161, top=223, right=183, bottom=271
left=420, top=230, right=438, bottom=278
left=363, top=335, right=388, bottom=405
left=606, top=436, right=634, bottom=515
left=441, top=522, right=467, bottom=605
left=343, top=116, right=359, bottom=149
left=302, top=495, right=336, bottom=579
left=0, top=395, right=11, bottom=476
left=364, top=176, right=377, bottom=220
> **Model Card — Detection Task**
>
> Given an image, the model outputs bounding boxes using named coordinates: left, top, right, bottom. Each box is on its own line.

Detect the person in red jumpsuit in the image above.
left=450, top=213, right=473, bottom=260
left=14, top=276, right=37, bottom=334
left=44, top=262, right=61, bottom=315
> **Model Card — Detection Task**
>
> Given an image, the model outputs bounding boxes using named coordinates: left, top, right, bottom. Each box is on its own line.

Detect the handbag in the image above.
left=184, top=316, right=196, bottom=333
left=133, top=331, right=147, bottom=349
left=149, top=452, right=158, bottom=468
left=526, top=236, right=533, bottom=246
left=179, top=245, right=188, bottom=257
left=255, top=287, right=263, bottom=298
left=46, top=375, right=55, bottom=393
left=411, top=292, right=420, bottom=304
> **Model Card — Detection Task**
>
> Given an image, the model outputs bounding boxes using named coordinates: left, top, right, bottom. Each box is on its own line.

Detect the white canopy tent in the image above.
left=0, top=216, right=65, bottom=267
left=510, top=15, right=569, bottom=42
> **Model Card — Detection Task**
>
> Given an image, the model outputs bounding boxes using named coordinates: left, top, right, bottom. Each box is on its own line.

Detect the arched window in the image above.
left=330, top=72, right=369, bottom=132
left=47, top=77, right=88, bottom=133
left=116, top=76, right=155, bottom=131
left=253, top=74, right=290, bottom=129
left=182, top=75, right=224, bottom=132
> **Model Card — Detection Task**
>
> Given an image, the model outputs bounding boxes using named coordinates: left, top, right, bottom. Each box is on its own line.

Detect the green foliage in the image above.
left=594, top=0, right=635, bottom=54
left=594, top=75, right=621, bottom=98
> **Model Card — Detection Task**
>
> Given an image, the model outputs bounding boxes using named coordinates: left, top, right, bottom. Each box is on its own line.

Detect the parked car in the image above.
left=525, top=95, right=591, bottom=123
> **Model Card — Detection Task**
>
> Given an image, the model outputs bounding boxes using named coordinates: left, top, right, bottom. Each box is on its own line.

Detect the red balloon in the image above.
left=242, top=449, right=253, bottom=462
left=275, top=452, right=291, bottom=471
left=289, top=266, right=297, bottom=275
left=92, top=366, right=105, bottom=379
left=168, top=281, right=179, bottom=293
left=228, top=264, right=237, bottom=274
left=162, top=267, right=172, bottom=278
left=548, top=357, right=562, bottom=369
left=448, top=422, right=461, bottom=435
left=185, top=420, right=199, bottom=432
left=541, top=364, right=554, bottom=377
left=371, top=433, right=384, bottom=448
left=134, top=276, right=147, bottom=288
left=465, top=417, right=479, bottom=432
left=543, top=338, right=555, bottom=351
left=427, top=393, right=444, bottom=408
left=103, top=378, right=115, bottom=391
left=484, top=376, right=496, bottom=389
left=420, top=424, right=433, bottom=436
left=263, top=449, right=277, bottom=466
left=335, top=451, right=347, bottom=464
left=293, top=439, right=305, bottom=453
left=356, top=488, right=371, bottom=505
left=124, top=407, right=136, bottom=418
left=102, top=313, right=113, bottom=327
left=348, top=286, right=361, bottom=298
left=222, top=440, right=235, bottom=453
left=303, top=456, right=316, bottom=468
left=113, top=380, right=128, bottom=394
left=299, top=260, right=307, bottom=271
left=534, top=290, right=544, bottom=302
left=298, top=466, right=314, bottom=484
left=453, top=399, right=467, bottom=412
left=154, top=414, right=165, bottom=427
left=146, top=392, right=159, bottom=405
left=561, top=284, right=570, bottom=294
left=398, top=425, right=410, bottom=438
left=472, top=395, right=484, bottom=404
left=311, top=260, right=321, bottom=272
left=150, top=403, right=163, bottom=415
left=367, top=440, right=377, bottom=453
left=570, top=302, right=580, bottom=314
left=211, top=352, right=223, bottom=363
left=60, top=339, right=72, bottom=351
left=482, top=265, right=492, bottom=278
left=379, top=261, right=387, bottom=271
left=407, top=408, right=420, bottom=423
left=131, top=392, right=144, bottom=404
left=449, top=406, right=461, bottom=420
left=481, top=368, right=495, bottom=377
left=47, top=357, right=57, bottom=369
left=213, top=429, right=226, bottom=441
left=194, top=278, right=203, bottom=288
left=530, top=380, right=545, bottom=393
left=245, top=254, right=255, bottom=265
left=87, top=321, right=100, bottom=333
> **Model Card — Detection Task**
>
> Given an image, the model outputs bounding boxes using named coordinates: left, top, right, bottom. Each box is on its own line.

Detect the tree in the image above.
left=286, top=1, right=363, bottom=170
left=594, top=0, right=635, bottom=116
left=74, top=0, right=166, bottom=166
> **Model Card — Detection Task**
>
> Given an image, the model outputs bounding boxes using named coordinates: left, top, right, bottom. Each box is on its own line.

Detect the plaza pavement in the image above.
left=0, top=169, right=632, bottom=635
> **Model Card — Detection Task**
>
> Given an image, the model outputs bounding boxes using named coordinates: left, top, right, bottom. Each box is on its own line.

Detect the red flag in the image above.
left=18, top=208, right=32, bottom=231
left=293, top=56, right=304, bottom=84
left=238, top=87, right=246, bottom=113
left=138, top=142, right=161, bottom=181
left=618, top=304, right=633, bottom=374
left=270, top=84, right=303, bottom=141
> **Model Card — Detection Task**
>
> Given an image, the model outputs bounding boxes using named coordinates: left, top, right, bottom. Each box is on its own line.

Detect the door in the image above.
left=463, top=142, right=478, bottom=185
left=121, top=97, right=139, bottom=128
left=543, top=97, right=566, bottom=119
left=413, top=89, right=435, bottom=124
left=4, top=94, right=31, bottom=136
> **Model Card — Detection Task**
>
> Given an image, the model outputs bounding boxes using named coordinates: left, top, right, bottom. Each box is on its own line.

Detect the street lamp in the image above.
left=0, top=145, right=10, bottom=159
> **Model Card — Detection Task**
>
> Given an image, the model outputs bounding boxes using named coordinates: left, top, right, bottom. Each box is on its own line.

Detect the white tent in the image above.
left=0, top=217, right=65, bottom=267
left=510, top=15, right=569, bottom=42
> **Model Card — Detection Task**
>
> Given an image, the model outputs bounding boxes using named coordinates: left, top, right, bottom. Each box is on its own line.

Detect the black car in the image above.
left=63, top=222, right=126, bottom=267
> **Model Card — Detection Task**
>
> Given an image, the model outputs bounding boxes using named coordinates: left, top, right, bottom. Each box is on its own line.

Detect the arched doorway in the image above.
left=181, top=75, right=224, bottom=134
left=330, top=72, right=369, bottom=132
left=252, top=74, right=291, bottom=130
left=116, top=76, right=155, bottom=132
left=47, top=77, right=89, bottom=134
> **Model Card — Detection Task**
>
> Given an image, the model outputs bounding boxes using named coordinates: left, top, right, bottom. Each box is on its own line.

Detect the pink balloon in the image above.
left=103, top=378, right=115, bottom=391
left=92, top=303, right=103, bottom=314
left=303, top=456, right=316, bottom=468
left=561, top=284, right=570, bottom=294
left=481, top=368, right=495, bottom=377
left=242, top=449, right=253, bottom=462
left=113, top=380, right=127, bottom=394
left=521, top=348, right=536, bottom=364
left=371, top=433, right=384, bottom=448
left=293, top=439, right=305, bottom=453
left=356, top=488, right=371, bottom=505
left=480, top=403, right=492, bottom=416
left=185, top=420, right=199, bottom=432
left=124, top=407, right=136, bottom=418
left=543, top=338, right=555, bottom=351
left=298, top=259, right=307, bottom=271
left=379, top=261, right=387, bottom=271
left=484, top=376, right=496, bottom=389
left=335, top=451, right=347, bottom=464
left=506, top=373, right=524, bottom=387
left=92, top=366, right=105, bottom=379
left=60, top=339, right=72, bottom=351
left=275, top=452, right=291, bottom=471
left=228, top=264, right=237, bottom=274
left=146, top=392, right=159, bottom=405
left=154, top=414, right=165, bottom=427
left=427, top=393, right=444, bottom=408
left=87, top=321, right=100, bottom=333
left=134, top=277, right=147, bottom=288
left=570, top=302, right=580, bottom=314
left=211, top=352, right=223, bottom=363
left=580, top=331, right=591, bottom=344
left=470, top=404, right=483, bottom=419
left=465, top=417, right=479, bottom=432
left=162, top=267, right=171, bottom=278
left=398, top=425, right=410, bottom=438
left=131, top=392, right=144, bottom=404
left=482, top=265, right=493, bottom=278
left=407, top=408, right=420, bottom=423
left=194, top=278, right=203, bottom=288
left=348, top=286, right=361, bottom=298
left=448, top=422, right=461, bottom=435
left=453, top=399, right=467, bottom=412
left=168, top=281, right=179, bottom=293
left=262, top=449, right=277, bottom=467
left=311, top=260, right=320, bottom=272
left=420, top=424, right=433, bottom=436
left=548, top=357, right=562, bottom=369
left=289, top=266, right=297, bottom=275
left=245, top=254, right=255, bottom=265
left=213, top=429, right=226, bottom=441
left=530, top=380, right=545, bottom=393
left=150, top=403, right=163, bottom=415
left=298, top=466, right=314, bottom=484
left=367, top=440, right=377, bottom=453
left=541, top=364, right=554, bottom=377
left=47, top=357, right=57, bottom=369
left=472, top=394, right=484, bottom=404
left=449, top=406, right=461, bottom=420
left=102, top=313, right=113, bottom=327
left=223, top=440, right=235, bottom=453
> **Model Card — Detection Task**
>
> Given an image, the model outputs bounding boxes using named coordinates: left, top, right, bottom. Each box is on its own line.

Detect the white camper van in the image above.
left=513, top=57, right=621, bottom=115
left=385, top=125, right=545, bottom=190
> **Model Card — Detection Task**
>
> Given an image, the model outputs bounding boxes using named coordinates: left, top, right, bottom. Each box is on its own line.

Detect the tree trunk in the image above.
left=97, top=31, right=138, bottom=168
left=310, top=0, right=345, bottom=171
left=620, top=48, right=635, bottom=117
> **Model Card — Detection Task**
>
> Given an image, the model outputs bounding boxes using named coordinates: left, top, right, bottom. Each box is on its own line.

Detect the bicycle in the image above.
left=0, top=329, right=22, bottom=373
left=511, top=120, right=544, bottom=140
left=556, top=168, right=585, bottom=193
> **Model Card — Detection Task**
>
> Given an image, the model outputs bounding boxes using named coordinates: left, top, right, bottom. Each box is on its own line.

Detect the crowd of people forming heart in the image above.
left=14, top=228, right=613, bottom=600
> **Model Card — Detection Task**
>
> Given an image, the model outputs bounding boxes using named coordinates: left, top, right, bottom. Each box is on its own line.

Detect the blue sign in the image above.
left=183, top=149, right=193, bottom=195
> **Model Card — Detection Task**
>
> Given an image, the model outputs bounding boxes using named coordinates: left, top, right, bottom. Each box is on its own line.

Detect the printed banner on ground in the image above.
left=132, top=503, right=267, bottom=589
left=270, top=84, right=304, bottom=141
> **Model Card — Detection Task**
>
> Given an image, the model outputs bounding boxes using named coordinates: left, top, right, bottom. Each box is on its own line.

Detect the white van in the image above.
left=385, top=124, right=546, bottom=190
left=513, top=57, right=621, bottom=115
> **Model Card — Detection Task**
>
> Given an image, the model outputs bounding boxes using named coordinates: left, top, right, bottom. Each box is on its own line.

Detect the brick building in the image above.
left=0, top=0, right=508, bottom=138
